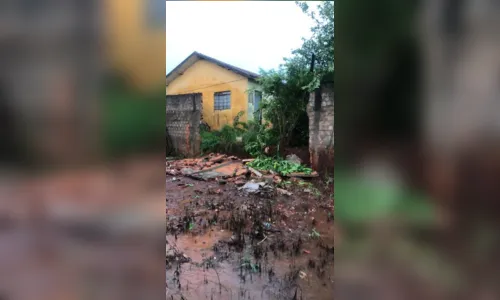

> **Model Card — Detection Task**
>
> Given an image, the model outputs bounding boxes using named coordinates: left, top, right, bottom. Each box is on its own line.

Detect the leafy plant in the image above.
left=218, top=125, right=238, bottom=152
left=232, top=111, right=247, bottom=134
left=200, top=111, right=280, bottom=156
left=242, top=120, right=278, bottom=157
left=201, top=129, right=221, bottom=153
left=247, top=157, right=313, bottom=176
left=200, top=116, right=241, bottom=153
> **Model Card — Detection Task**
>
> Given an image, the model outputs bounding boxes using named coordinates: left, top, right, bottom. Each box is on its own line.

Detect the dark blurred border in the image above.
left=0, top=1, right=166, bottom=299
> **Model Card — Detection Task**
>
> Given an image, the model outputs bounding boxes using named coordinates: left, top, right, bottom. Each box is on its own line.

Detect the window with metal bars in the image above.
left=214, top=91, right=231, bottom=111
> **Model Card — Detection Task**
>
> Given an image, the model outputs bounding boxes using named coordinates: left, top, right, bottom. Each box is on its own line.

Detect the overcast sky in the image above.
left=166, top=1, right=317, bottom=75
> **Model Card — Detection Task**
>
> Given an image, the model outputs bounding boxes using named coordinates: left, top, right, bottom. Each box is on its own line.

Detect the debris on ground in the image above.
left=277, top=188, right=293, bottom=196
left=166, top=153, right=319, bottom=188
left=166, top=241, right=191, bottom=268
left=239, top=181, right=262, bottom=193
left=166, top=154, right=334, bottom=299
left=238, top=181, right=274, bottom=197
left=299, top=271, right=307, bottom=279
left=286, top=154, right=303, bottom=165
left=166, top=153, right=239, bottom=174
left=166, top=153, right=249, bottom=181
left=248, top=166, right=263, bottom=177
left=288, top=171, right=319, bottom=178
left=181, top=168, right=195, bottom=175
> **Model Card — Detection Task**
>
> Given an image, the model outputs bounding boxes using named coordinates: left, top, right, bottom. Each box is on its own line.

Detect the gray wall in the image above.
left=166, top=93, right=201, bottom=157
left=308, top=82, right=334, bottom=173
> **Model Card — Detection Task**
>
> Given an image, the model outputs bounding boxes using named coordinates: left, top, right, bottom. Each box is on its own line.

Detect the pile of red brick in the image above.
left=167, top=153, right=298, bottom=185
left=166, top=153, right=244, bottom=176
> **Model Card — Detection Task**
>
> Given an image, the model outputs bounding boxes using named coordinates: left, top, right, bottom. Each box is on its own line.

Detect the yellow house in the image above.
left=166, top=52, right=263, bottom=130
left=104, top=0, right=165, bottom=91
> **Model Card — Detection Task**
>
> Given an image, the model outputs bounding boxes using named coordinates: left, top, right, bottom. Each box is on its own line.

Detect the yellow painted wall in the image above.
left=166, top=60, right=252, bottom=130
left=105, top=0, right=165, bottom=91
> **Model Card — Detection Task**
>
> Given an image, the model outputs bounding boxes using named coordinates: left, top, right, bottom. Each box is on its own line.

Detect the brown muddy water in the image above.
left=166, top=176, right=334, bottom=300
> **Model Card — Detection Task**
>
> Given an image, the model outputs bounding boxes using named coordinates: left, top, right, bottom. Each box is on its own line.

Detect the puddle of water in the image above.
left=167, top=255, right=333, bottom=300
left=167, top=229, right=232, bottom=263
left=166, top=231, right=334, bottom=300
left=167, top=261, right=294, bottom=300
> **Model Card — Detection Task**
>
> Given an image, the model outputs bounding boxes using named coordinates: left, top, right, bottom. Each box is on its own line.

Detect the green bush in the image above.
left=242, top=120, right=278, bottom=157
left=200, top=124, right=239, bottom=154
left=200, top=110, right=280, bottom=157
left=200, top=129, right=220, bottom=153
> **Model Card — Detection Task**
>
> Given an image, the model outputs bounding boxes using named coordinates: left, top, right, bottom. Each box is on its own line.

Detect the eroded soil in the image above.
left=166, top=174, right=334, bottom=300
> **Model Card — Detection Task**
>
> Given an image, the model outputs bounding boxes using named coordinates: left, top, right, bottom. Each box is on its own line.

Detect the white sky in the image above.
left=166, top=1, right=318, bottom=75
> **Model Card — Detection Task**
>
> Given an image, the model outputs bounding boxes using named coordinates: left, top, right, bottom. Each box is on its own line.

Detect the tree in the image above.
left=256, top=1, right=334, bottom=149
left=258, top=63, right=312, bottom=148
left=295, top=1, right=334, bottom=90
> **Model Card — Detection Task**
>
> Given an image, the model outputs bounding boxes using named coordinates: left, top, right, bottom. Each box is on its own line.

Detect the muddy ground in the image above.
left=166, top=171, right=334, bottom=300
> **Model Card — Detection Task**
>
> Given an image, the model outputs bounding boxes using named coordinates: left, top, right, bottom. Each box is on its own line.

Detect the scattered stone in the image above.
left=166, top=245, right=176, bottom=258
left=235, top=168, right=249, bottom=177
left=167, top=170, right=178, bottom=176
left=277, top=188, right=292, bottom=196
left=248, top=167, right=263, bottom=177
left=181, top=168, right=195, bottom=175
left=235, top=179, right=247, bottom=186
left=239, top=182, right=263, bottom=193
left=299, top=271, right=307, bottom=279
left=208, top=188, right=223, bottom=195
left=210, top=155, right=226, bottom=163
left=262, top=175, right=275, bottom=184
left=286, top=154, right=303, bottom=165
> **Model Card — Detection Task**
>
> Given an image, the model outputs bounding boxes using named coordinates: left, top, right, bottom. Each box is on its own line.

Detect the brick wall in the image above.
left=307, top=82, right=334, bottom=174
left=166, top=93, right=201, bottom=157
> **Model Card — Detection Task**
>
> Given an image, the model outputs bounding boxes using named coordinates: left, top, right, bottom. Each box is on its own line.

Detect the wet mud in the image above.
left=166, top=175, right=334, bottom=300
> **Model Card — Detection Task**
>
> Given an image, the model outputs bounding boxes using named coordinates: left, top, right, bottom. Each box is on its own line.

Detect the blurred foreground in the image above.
left=0, top=155, right=165, bottom=300
left=0, top=1, right=165, bottom=299
left=336, top=0, right=500, bottom=299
